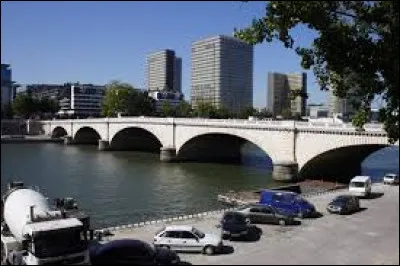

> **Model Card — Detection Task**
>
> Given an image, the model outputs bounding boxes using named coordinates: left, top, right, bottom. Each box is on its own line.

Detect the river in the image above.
left=1, top=142, right=398, bottom=229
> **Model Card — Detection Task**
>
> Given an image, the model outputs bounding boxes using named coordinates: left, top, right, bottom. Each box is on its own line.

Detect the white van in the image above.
left=349, top=176, right=372, bottom=197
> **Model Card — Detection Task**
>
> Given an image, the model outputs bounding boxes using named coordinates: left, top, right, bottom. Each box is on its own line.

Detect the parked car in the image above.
left=326, top=195, right=360, bottom=215
left=259, top=190, right=316, bottom=218
left=89, top=239, right=180, bottom=265
left=349, top=176, right=372, bottom=197
left=236, top=204, right=296, bottom=225
left=383, top=173, right=399, bottom=185
left=153, top=225, right=223, bottom=255
left=219, top=211, right=252, bottom=239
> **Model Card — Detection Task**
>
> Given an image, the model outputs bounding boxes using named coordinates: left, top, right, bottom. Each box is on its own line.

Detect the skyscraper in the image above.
left=267, top=72, right=307, bottom=117
left=191, top=35, right=253, bottom=112
left=146, top=49, right=182, bottom=92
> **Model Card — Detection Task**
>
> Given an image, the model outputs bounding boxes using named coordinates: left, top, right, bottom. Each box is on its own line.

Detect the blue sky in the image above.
left=1, top=1, right=328, bottom=108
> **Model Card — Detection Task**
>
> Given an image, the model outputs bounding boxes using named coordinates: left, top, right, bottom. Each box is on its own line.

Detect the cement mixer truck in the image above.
left=1, top=182, right=90, bottom=265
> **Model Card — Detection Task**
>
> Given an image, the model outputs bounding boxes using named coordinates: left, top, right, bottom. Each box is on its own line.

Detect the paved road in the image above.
left=107, top=184, right=399, bottom=265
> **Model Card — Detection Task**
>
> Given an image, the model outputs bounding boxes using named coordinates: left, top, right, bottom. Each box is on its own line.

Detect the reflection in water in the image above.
left=1, top=143, right=398, bottom=228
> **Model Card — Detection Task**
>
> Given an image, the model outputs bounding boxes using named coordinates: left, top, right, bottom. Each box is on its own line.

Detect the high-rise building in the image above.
left=328, top=88, right=360, bottom=118
left=146, top=50, right=181, bottom=92
left=267, top=72, right=307, bottom=117
left=191, top=35, right=253, bottom=111
left=1, top=64, right=14, bottom=112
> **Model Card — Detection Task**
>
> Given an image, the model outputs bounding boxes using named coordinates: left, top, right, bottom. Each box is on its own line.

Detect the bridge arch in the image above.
left=73, top=127, right=101, bottom=144
left=52, top=126, right=68, bottom=138
left=110, top=127, right=162, bottom=152
left=299, top=144, right=389, bottom=183
left=176, top=133, right=275, bottom=164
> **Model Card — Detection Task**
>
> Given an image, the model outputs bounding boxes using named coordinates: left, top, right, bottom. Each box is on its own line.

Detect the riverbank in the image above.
left=99, top=184, right=399, bottom=265
left=217, top=180, right=348, bottom=206
left=0, top=135, right=63, bottom=143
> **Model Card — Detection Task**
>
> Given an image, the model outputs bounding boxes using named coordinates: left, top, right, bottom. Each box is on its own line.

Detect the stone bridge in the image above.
left=31, top=117, right=397, bottom=182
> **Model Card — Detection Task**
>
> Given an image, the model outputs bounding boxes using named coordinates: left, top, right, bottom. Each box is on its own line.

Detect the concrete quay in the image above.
left=0, top=135, right=63, bottom=143
left=100, top=184, right=399, bottom=265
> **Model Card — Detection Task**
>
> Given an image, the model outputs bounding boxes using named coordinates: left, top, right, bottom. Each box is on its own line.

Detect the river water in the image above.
left=1, top=143, right=398, bottom=229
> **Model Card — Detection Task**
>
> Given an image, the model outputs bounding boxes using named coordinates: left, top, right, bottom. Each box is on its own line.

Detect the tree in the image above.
left=160, top=101, right=175, bottom=117
left=238, top=106, right=257, bottom=119
left=176, top=101, right=192, bottom=117
left=39, top=98, right=59, bottom=115
left=255, top=108, right=273, bottom=119
left=102, top=81, right=132, bottom=117
left=194, top=101, right=218, bottom=118
left=235, top=1, right=399, bottom=143
left=281, top=108, right=293, bottom=120
left=12, top=94, right=39, bottom=118
left=102, top=81, right=155, bottom=117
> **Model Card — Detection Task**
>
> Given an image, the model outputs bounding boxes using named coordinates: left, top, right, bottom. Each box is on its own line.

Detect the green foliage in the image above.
left=160, top=101, right=176, bottom=117
left=194, top=101, right=219, bottom=118
left=235, top=1, right=399, bottom=143
left=175, top=101, right=193, bottom=117
left=255, top=108, right=273, bottom=119
left=102, top=81, right=155, bottom=117
left=280, top=108, right=293, bottom=120
left=11, top=94, right=59, bottom=118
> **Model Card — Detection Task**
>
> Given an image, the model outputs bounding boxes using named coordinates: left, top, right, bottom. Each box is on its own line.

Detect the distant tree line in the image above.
left=1, top=94, right=59, bottom=119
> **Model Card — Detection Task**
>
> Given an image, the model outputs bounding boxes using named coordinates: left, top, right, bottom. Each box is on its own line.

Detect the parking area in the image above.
left=107, top=184, right=399, bottom=265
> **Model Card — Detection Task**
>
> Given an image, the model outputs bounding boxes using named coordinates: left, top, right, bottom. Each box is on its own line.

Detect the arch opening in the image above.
left=299, top=144, right=389, bottom=183
left=110, top=127, right=162, bottom=152
left=177, top=133, right=273, bottom=167
left=52, top=127, right=67, bottom=138
left=74, top=127, right=101, bottom=145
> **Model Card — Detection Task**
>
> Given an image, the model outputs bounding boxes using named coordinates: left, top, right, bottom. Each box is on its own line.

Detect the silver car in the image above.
left=153, top=225, right=223, bottom=255
left=236, top=204, right=296, bottom=225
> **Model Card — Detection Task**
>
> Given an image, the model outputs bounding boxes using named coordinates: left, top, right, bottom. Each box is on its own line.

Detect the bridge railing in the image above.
left=39, top=117, right=386, bottom=133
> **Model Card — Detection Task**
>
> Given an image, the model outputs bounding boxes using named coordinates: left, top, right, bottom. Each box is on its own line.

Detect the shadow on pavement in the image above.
left=364, top=192, right=384, bottom=200
left=219, top=245, right=235, bottom=255
left=178, top=261, right=193, bottom=265
left=230, top=226, right=262, bottom=242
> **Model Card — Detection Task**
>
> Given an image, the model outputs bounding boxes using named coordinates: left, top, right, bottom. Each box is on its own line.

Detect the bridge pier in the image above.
left=272, top=161, right=300, bottom=182
left=160, top=147, right=176, bottom=162
left=64, top=136, right=74, bottom=145
left=98, top=140, right=110, bottom=151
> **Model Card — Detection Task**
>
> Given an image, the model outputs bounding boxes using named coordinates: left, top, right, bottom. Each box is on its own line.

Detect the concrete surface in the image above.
left=105, top=184, right=399, bottom=265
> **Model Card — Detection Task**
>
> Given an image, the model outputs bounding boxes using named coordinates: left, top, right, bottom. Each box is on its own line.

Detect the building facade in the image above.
left=191, top=35, right=253, bottom=112
left=58, top=84, right=105, bottom=118
left=267, top=72, right=307, bottom=117
left=23, top=83, right=105, bottom=118
left=146, top=50, right=182, bottom=92
left=148, top=91, right=184, bottom=114
left=1, top=64, right=14, bottom=112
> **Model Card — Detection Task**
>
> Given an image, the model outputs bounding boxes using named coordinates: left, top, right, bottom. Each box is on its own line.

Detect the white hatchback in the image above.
left=153, top=225, right=223, bottom=255
left=383, top=173, right=399, bottom=185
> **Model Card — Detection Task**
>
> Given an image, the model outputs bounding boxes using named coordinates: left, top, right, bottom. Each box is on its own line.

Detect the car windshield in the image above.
left=385, top=175, right=396, bottom=179
left=351, top=182, right=366, bottom=188
left=192, top=228, right=205, bottom=239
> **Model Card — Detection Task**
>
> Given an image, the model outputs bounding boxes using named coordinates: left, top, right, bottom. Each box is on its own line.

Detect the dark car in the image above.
left=327, top=195, right=360, bottom=215
left=236, top=204, right=296, bottom=225
left=259, top=190, right=316, bottom=218
left=89, top=239, right=180, bottom=265
left=219, top=211, right=255, bottom=239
